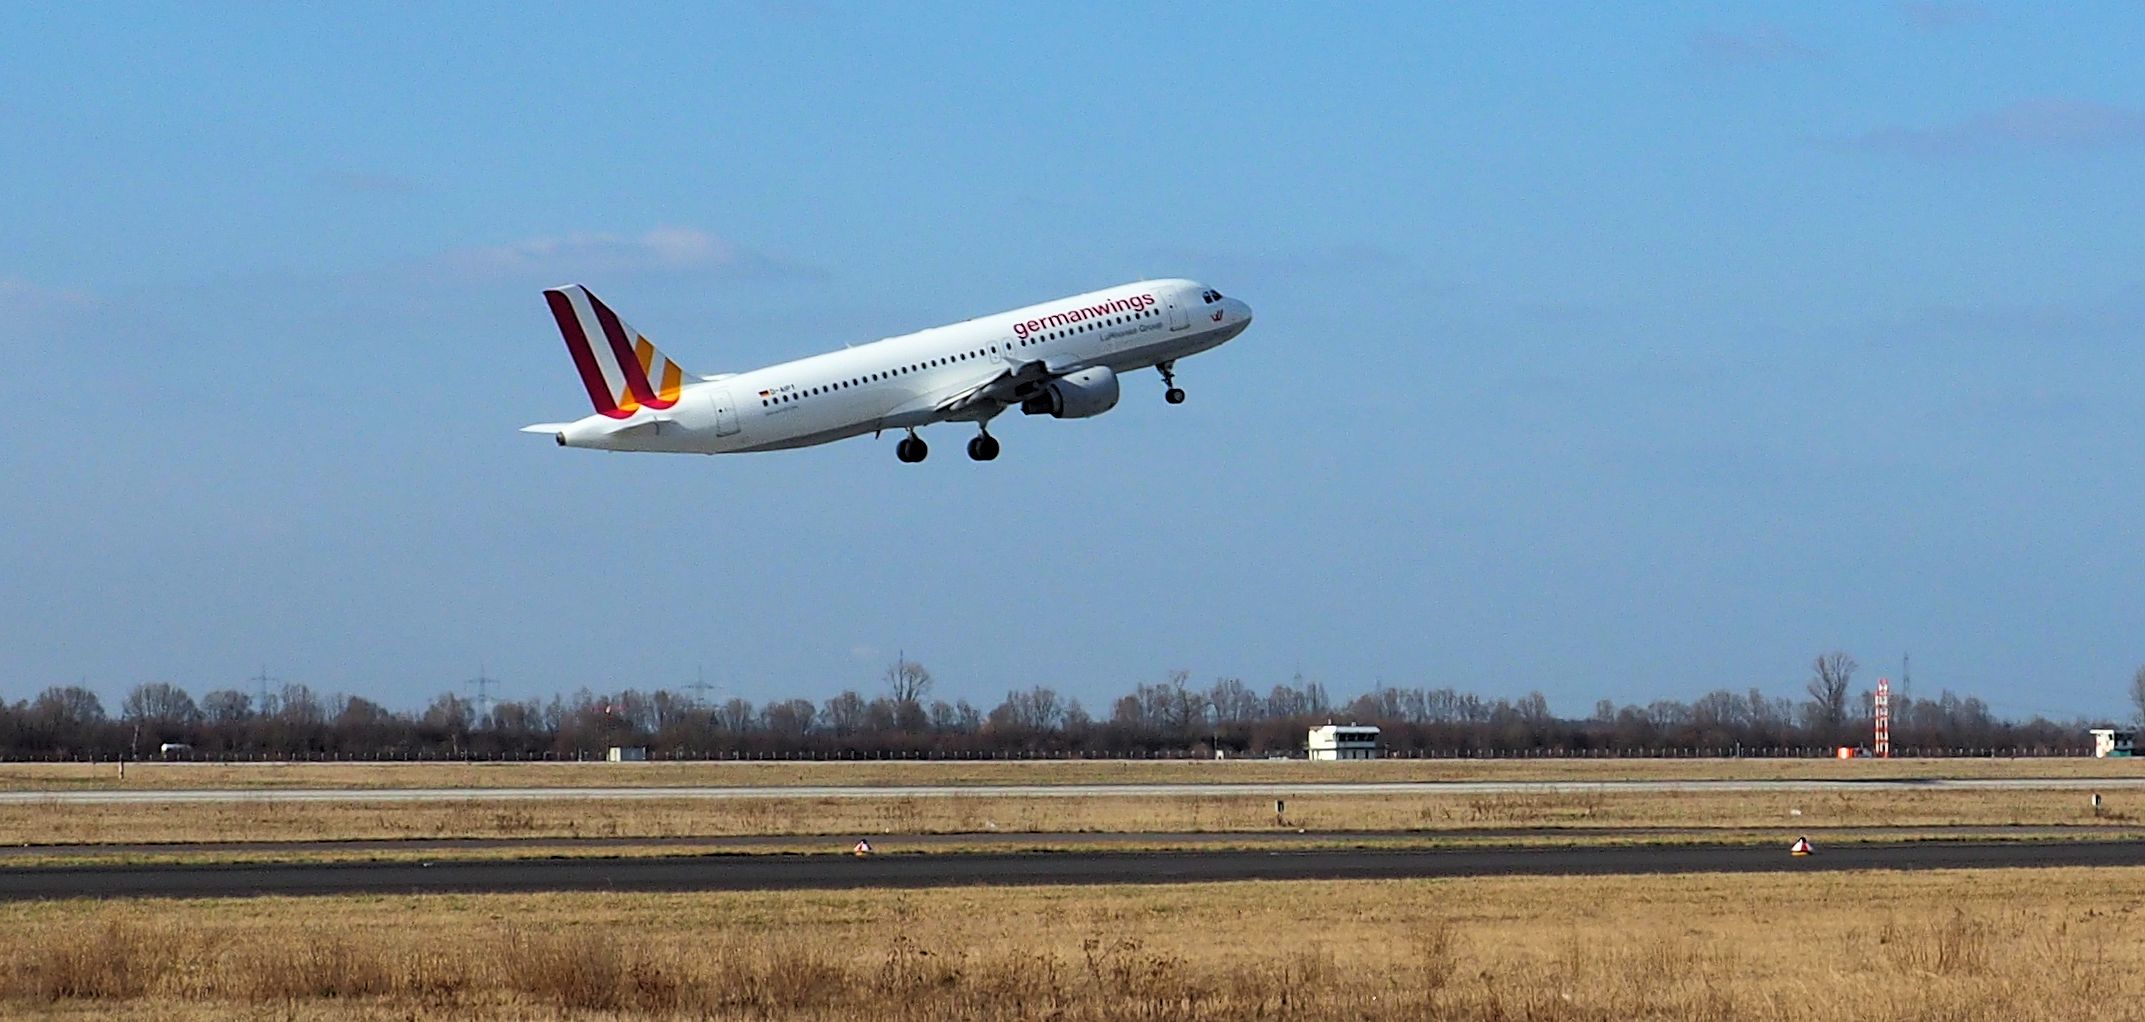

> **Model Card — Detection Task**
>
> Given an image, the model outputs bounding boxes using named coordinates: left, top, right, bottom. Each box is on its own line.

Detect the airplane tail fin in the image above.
left=543, top=285, right=694, bottom=419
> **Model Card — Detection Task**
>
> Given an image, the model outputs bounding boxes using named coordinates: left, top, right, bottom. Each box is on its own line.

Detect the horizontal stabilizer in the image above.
left=521, top=423, right=573, bottom=434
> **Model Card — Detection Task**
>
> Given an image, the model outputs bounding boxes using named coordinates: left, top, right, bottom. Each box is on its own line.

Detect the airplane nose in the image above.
left=1233, top=298, right=1253, bottom=324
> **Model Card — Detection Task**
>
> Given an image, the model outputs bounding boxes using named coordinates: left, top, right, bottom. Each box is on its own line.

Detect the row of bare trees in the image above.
left=0, top=654, right=2111, bottom=759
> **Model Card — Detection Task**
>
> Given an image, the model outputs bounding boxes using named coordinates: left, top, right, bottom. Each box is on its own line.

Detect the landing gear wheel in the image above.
left=966, top=434, right=1000, bottom=461
left=896, top=435, right=929, bottom=463
left=1157, top=361, right=1183, bottom=404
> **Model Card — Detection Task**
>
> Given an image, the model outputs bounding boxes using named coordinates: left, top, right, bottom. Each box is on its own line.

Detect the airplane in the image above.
left=522, top=279, right=1252, bottom=462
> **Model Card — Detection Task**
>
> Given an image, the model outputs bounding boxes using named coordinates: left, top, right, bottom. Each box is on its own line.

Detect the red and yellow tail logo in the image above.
left=544, top=285, right=690, bottom=419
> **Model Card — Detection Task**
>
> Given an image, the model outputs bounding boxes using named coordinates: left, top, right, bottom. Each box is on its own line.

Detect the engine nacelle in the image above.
left=1020, top=366, right=1120, bottom=419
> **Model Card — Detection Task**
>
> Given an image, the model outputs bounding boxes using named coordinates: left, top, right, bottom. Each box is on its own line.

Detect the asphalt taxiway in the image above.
left=5, top=839, right=2142, bottom=901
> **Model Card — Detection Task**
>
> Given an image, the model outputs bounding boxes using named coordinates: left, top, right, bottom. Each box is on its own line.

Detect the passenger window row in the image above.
left=758, top=344, right=1010, bottom=406
left=1015, top=308, right=1159, bottom=347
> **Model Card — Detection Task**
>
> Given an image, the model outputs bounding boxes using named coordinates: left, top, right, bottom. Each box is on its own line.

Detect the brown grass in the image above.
left=5, top=755, right=2140, bottom=791
left=3, top=785, right=2140, bottom=848
left=1, top=868, right=2141, bottom=1019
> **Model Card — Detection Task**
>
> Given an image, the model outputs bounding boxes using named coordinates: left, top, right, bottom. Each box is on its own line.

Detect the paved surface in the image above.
left=5, top=825, right=2141, bottom=860
left=4, top=840, right=2144, bottom=900
left=6, top=777, right=2145, bottom=804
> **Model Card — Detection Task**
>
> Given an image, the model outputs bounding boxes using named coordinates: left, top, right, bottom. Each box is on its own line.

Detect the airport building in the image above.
left=1308, top=724, right=1381, bottom=761
left=2089, top=728, right=2135, bottom=758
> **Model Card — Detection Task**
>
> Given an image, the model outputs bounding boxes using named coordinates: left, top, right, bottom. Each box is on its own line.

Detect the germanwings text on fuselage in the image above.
left=1013, top=293, right=1158, bottom=339
left=522, top=279, right=1251, bottom=463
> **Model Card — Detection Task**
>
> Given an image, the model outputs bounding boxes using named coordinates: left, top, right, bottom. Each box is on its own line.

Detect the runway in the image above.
left=5, top=839, right=2143, bottom=900
left=5, top=825, right=2140, bottom=860
left=7, top=776, right=2145, bottom=805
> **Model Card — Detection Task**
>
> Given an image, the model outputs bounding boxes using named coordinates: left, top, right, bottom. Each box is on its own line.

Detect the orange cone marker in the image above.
left=1789, top=836, right=1813, bottom=857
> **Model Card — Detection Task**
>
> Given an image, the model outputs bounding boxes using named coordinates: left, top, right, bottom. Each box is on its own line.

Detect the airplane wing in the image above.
left=934, top=357, right=1073, bottom=416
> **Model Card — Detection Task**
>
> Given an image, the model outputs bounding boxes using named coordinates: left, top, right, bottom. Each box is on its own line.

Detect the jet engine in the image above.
left=1020, top=366, right=1120, bottom=419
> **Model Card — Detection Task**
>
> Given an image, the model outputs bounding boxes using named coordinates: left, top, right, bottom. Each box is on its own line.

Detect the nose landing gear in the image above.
left=1158, top=361, right=1186, bottom=404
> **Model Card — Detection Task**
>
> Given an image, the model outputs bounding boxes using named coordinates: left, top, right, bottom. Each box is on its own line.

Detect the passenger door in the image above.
left=1166, top=290, right=1190, bottom=331
left=705, top=386, right=740, bottom=436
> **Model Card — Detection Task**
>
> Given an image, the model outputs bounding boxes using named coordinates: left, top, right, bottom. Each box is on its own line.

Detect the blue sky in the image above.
left=3, top=3, right=2142, bottom=720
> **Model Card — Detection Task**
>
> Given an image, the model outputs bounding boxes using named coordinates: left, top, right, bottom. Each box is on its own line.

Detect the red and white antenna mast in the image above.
left=1873, top=676, right=1891, bottom=758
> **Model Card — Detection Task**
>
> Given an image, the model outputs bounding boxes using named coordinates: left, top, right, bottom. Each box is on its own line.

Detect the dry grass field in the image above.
left=2, top=755, right=2138, bottom=791
left=9, top=759, right=2137, bottom=859
left=3, top=786, right=2139, bottom=849
left=2, top=868, right=2140, bottom=1020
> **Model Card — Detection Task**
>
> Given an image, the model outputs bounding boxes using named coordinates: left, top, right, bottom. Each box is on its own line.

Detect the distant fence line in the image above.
left=4, top=745, right=2096, bottom=764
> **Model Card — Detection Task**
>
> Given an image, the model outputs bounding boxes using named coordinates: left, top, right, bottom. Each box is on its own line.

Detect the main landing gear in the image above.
left=1158, top=361, right=1186, bottom=405
left=895, top=429, right=1000, bottom=463
left=895, top=431, right=928, bottom=463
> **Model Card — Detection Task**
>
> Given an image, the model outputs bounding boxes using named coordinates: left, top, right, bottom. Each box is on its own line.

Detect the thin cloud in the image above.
left=1828, top=100, right=2145, bottom=156
left=319, top=170, right=423, bottom=195
left=0, top=277, right=91, bottom=315
left=441, top=226, right=819, bottom=280
left=1140, top=242, right=1407, bottom=280
left=746, top=0, right=833, bottom=20
left=0, top=279, right=91, bottom=351
left=1898, top=1, right=1988, bottom=32
left=1690, top=26, right=1821, bottom=67
left=1908, top=292, right=2145, bottom=342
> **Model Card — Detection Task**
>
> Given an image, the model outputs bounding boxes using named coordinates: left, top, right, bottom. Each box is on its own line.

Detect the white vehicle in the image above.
left=523, top=279, right=1252, bottom=462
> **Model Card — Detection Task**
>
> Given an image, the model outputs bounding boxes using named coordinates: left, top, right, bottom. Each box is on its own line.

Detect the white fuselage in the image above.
left=549, top=278, right=1251, bottom=455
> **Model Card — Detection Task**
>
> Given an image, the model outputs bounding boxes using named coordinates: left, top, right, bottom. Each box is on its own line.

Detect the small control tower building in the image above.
left=1308, top=724, right=1381, bottom=761
left=2089, top=728, right=2135, bottom=758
